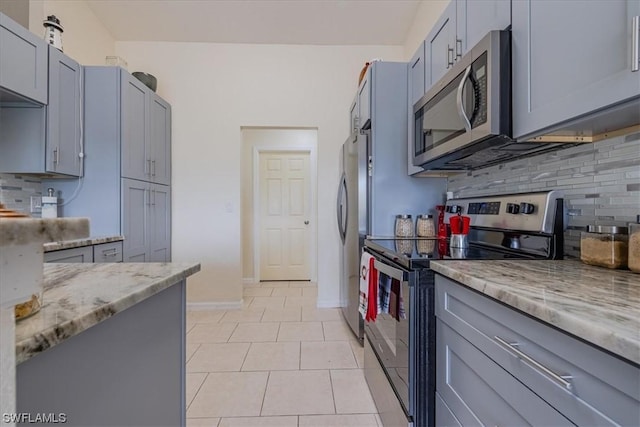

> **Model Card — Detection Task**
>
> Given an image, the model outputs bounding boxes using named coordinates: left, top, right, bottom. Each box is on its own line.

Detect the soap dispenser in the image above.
left=41, top=188, right=58, bottom=219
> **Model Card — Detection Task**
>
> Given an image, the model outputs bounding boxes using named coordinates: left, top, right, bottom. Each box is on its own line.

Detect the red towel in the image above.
left=366, top=257, right=378, bottom=322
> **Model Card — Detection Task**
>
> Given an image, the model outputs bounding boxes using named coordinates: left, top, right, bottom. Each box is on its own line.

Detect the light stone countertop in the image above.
left=15, top=262, right=200, bottom=364
left=430, top=260, right=640, bottom=365
left=43, top=235, right=124, bottom=252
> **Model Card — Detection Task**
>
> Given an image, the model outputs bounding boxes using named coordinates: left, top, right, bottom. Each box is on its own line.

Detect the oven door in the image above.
left=365, top=252, right=412, bottom=417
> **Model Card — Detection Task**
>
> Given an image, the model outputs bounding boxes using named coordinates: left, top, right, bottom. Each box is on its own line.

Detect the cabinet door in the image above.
left=512, top=0, right=640, bottom=139
left=121, top=71, right=149, bottom=182
left=149, top=94, right=171, bottom=185
left=0, top=13, right=47, bottom=104
left=425, top=0, right=457, bottom=90
left=122, top=178, right=149, bottom=262
left=46, top=46, right=82, bottom=176
left=436, top=320, right=573, bottom=427
left=358, top=73, right=370, bottom=128
left=456, top=0, right=510, bottom=57
left=44, top=246, right=93, bottom=263
left=409, top=41, right=426, bottom=107
left=149, top=184, right=171, bottom=262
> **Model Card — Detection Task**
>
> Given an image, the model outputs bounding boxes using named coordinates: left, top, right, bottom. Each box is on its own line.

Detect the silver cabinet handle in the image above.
left=102, top=248, right=120, bottom=257
left=304, top=220, right=309, bottom=225
left=456, top=65, right=473, bottom=132
left=633, top=16, right=639, bottom=72
left=53, top=148, right=59, bottom=165
left=494, top=336, right=573, bottom=392
left=455, top=39, right=463, bottom=59
left=152, top=159, right=156, bottom=177
left=446, top=45, right=454, bottom=69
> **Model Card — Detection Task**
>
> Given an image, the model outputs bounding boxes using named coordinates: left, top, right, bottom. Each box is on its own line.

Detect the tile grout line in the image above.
left=327, top=369, right=338, bottom=415
left=259, top=370, right=272, bottom=417
left=186, top=371, right=209, bottom=415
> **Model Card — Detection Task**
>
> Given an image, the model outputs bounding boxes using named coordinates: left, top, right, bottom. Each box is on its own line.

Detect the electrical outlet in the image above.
left=30, top=196, right=42, bottom=213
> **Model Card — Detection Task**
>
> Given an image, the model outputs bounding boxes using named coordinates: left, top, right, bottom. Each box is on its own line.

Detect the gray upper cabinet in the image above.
left=425, top=0, right=510, bottom=92
left=47, top=46, right=82, bottom=177
left=121, top=71, right=149, bottom=182
left=425, top=1, right=456, bottom=91
left=0, top=12, right=47, bottom=104
left=512, top=0, right=640, bottom=140
left=150, top=95, right=171, bottom=186
left=455, top=0, right=510, bottom=58
left=408, top=42, right=426, bottom=108
left=349, top=96, right=358, bottom=133
left=121, top=69, right=171, bottom=185
left=358, top=72, right=371, bottom=128
left=0, top=45, right=81, bottom=176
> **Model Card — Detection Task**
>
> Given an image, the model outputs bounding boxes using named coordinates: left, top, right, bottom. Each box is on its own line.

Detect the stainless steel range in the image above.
left=363, top=191, right=565, bottom=427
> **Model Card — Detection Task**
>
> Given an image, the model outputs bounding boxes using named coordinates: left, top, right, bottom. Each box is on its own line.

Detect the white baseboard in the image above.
left=316, top=299, right=341, bottom=309
left=187, top=301, right=242, bottom=310
left=242, top=277, right=256, bottom=285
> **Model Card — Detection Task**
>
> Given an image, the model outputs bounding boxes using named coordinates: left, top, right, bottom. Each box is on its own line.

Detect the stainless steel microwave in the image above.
left=412, top=30, right=559, bottom=170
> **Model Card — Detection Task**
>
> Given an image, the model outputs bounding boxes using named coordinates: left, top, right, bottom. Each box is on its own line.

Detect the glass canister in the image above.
left=629, top=219, right=640, bottom=273
left=416, top=214, right=435, bottom=237
left=580, top=225, right=628, bottom=269
left=395, top=215, right=414, bottom=237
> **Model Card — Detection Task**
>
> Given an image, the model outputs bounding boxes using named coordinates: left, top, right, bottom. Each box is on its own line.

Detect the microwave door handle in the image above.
left=456, top=65, right=473, bottom=132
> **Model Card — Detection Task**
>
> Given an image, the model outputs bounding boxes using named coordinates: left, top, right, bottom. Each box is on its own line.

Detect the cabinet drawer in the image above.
left=44, top=246, right=93, bottom=263
left=93, top=241, right=123, bottom=263
left=437, top=320, right=572, bottom=426
left=436, top=275, right=640, bottom=426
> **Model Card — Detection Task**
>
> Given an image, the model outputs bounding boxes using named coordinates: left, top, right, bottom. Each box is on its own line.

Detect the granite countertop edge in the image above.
left=430, top=260, right=640, bottom=366
left=43, top=235, right=124, bottom=252
left=16, top=262, right=201, bottom=364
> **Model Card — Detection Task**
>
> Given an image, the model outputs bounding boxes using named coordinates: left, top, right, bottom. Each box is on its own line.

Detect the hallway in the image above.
left=186, top=281, right=381, bottom=427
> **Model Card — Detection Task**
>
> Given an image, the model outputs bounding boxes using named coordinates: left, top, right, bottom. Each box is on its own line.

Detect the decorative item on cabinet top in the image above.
left=132, top=72, right=157, bottom=92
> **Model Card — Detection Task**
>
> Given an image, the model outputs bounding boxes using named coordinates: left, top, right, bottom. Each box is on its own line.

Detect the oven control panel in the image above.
left=444, top=191, right=563, bottom=234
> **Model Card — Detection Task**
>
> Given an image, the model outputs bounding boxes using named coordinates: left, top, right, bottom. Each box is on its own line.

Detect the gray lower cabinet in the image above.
left=44, top=246, right=93, bottom=263
left=512, top=0, right=640, bottom=139
left=0, top=12, right=47, bottom=104
left=435, top=274, right=640, bottom=426
left=93, top=241, right=123, bottom=263
left=122, top=178, right=171, bottom=262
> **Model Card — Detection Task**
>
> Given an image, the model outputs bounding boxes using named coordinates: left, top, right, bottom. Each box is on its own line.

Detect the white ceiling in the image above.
left=85, top=0, right=421, bottom=45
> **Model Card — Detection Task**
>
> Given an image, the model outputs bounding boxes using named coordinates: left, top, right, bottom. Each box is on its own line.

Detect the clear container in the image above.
left=416, top=239, right=435, bottom=255
left=629, top=222, right=640, bottom=273
left=395, top=239, right=413, bottom=256
left=105, top=55, right=128, bottom=70
left=580, top=225, right=628, bottom=269
left=395, top=215, right=413, bottom=237
left=416, top=214, right=435, bottom=237
left=15, top=290, right=43, bottom=321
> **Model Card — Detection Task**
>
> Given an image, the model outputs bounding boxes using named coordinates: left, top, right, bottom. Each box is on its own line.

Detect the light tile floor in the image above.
left=186, top=281, right=381, bottom=427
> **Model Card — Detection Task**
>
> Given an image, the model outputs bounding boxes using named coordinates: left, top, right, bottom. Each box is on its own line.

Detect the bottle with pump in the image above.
left=41, top=188, right=58, bottom=219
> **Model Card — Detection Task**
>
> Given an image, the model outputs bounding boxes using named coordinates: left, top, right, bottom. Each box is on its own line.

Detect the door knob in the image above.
left=304, top=220, right=309, bottom=225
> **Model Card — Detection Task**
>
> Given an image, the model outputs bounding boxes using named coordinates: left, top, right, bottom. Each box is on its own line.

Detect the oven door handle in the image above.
left=373, top=258, right=408, bottom=282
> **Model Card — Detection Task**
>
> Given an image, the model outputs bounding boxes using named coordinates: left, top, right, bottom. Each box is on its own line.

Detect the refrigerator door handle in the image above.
left=336, top=173, right=348, bottom=243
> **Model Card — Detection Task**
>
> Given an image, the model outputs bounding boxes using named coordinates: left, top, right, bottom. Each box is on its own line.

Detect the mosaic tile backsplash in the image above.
left=447, top=132, right=640, bottom=259
left=0, top=173, right=42, bottom=215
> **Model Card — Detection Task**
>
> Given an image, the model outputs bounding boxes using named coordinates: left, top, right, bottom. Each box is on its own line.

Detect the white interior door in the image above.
left=259, top=151, right=311, bottom=281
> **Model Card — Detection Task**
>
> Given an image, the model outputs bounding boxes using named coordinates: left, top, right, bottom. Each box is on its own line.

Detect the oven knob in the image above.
left=506, top=203, right=519, bottom=214
left=520, top=202, right=535, bottom=214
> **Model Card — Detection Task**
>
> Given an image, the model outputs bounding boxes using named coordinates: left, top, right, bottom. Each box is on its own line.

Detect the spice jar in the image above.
left=629, top=218, right=640, bottom=273
left=416, top=214, right=435, bottom=237
left=580, top=225, right=628, bottom=269
left=395, top=215, right=413, bottom=237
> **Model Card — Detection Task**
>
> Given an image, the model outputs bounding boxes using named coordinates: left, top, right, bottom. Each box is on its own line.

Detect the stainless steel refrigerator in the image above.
left=336, top=62, right=447, bottom=342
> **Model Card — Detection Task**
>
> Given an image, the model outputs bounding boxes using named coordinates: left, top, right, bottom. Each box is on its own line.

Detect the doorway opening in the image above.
left=241, top=128, right=318, bottom=283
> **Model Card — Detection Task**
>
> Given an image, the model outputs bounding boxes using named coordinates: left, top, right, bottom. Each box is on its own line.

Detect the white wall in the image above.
left=29, top=0, right=115, bottom=65
left=115, top=41, right=404, bottom=305
left=403, top=0, right=449, bottom=60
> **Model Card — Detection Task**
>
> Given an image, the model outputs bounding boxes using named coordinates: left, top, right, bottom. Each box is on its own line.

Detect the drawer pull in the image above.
left=102, top=248, right=120, bottom=257
left=494, top=336, right=573, bottom=392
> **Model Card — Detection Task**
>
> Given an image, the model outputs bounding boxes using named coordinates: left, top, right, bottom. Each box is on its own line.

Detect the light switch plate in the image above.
left=30, top=196, right=42, bottom=213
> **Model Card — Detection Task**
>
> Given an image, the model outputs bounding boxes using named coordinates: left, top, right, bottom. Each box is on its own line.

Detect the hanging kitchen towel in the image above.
left=366, top=258, right=378, bottom=322
left=378, top=274, right=392, bottom=315
left=358, top=252, right=375, bottom=320
left=389, top=278, right=406, bottom=321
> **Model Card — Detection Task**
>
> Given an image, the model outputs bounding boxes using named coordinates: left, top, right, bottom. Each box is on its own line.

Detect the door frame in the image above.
left=253, top=144, right=318, bottom=283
